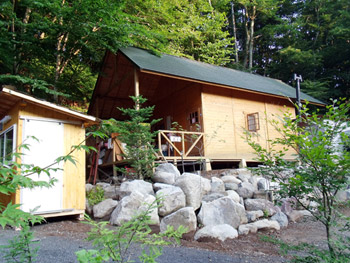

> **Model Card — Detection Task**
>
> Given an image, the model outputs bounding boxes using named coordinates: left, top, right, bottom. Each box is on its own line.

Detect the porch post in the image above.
left=134, top=68, right=140, bottom=110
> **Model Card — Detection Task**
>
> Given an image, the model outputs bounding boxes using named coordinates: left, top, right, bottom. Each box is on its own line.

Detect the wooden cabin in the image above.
left=0, top=87, right=98, bottom=218
left=88, top=47, right=324, bottom=169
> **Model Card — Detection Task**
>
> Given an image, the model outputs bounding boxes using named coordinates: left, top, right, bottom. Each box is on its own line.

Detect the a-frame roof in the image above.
left=120, top=47, right=324, bottom=105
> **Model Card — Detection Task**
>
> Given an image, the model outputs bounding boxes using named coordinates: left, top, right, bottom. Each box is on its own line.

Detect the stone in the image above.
left=194, top=224, right=238, bottom=242
left=198, top=197, right=247, bottom=229
left=250, top=219, right=280, bottom=231
left=153, top=183, right=173, bottom=192
left=280, top=198, right=297, bottom=215
left=210, top=177, right=225, bottom=193
left=110, top=191, right=159, bottom=226
left=175, top=173, right=202, bottom=210
left=200, top=177, right=212, bottom=196
left=154, top=163, right=180, bottom=179
left=157, top=186, right=186, bottom=216
left=103, top=185, right=118, bottom=199
left=96, top=182, right=110, bottom=189
left=85, top=199, right=93, bottom=216
left=93, top=198, right=118, bottom=219
left=226, top=190, right=240, bottom=203
left=220, top=176, right=242, bottom=185
left=86, top=184, right=94, bottom=193
left=153, top=171, right=177, bottom=185
left=257, top=178, right=269, bottom=191
left=238, top=224, right=258, bottom=235
left=244, top=198, right=277, bottom=216
left=141, top=195, right=160, bottom=225
left=287, top=210, right=312, bottom=222
left=246, top=210, right=264, bottom=223
left=160, top=207, right=197, bottom=233
left=235, top=169, right=252, bottom=182
left=236, top=182, right=255, bottom=199
left=248, top=176, right=258, bottom=190
left=120, top=180, right=154, bottom=197
left=253, top=190, right=270, bottom=200
left=336, top=189, right=350, bottom=202
left=202, top=193, right=226, bottom=202
left=271, top=212, right=288, bottom=228
left=224, top=183, right=238, bottom=191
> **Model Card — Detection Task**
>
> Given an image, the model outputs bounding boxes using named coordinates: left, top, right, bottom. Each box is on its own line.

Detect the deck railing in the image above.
left=157, top=130, right=205, bottom=159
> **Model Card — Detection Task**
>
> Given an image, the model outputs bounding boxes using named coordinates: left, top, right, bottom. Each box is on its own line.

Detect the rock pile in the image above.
left=86, top=163, right=312, bottom=242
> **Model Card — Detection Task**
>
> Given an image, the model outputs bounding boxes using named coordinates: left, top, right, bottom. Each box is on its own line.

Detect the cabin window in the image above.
left=189, top=111, right=199, bottom=125
left=0, top=125, right=16, bottom=163
left=247, top=113, right=260, bottom=132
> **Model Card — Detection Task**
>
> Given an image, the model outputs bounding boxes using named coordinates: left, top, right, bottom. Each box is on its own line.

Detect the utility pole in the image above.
left=294, top=74, right=302, bottom=117
left=231, top=1, right=239, bottom=63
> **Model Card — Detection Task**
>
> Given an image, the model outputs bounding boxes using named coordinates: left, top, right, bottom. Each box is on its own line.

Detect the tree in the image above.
left=246, top=98, right=350, bottom=260
left=0, top=0, right=163, bottom=104
left=125, top=0, right=234, bottom=66
left=110, top=96, right=160, bottom=180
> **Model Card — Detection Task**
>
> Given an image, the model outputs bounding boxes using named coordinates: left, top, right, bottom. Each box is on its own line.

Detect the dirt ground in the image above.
left=31, top=213, right=332, bottom=261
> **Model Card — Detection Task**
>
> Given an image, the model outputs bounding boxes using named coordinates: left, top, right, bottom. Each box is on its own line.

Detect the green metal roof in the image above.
left=120, top=47, right=325, bottom=105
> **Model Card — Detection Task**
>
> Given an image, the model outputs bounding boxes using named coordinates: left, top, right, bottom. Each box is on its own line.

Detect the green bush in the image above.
left=76, top=198, right=187, bottom=263
left=86, top=186, right=105, bottom=206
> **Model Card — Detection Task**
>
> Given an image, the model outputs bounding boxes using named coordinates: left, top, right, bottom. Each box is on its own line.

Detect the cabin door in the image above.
left=20, top=118, right=64, bottom=213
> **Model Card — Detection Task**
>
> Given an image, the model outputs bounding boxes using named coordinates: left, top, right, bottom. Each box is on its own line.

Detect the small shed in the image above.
left=0, top=86, right=98, bottom=218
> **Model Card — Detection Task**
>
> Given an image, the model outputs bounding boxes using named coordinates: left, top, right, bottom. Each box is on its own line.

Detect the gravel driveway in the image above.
left=0, top=228, right=286, bottom=263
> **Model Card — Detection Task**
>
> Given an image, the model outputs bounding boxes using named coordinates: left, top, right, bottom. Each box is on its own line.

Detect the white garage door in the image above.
left=20, top=118, right=64, bottom=213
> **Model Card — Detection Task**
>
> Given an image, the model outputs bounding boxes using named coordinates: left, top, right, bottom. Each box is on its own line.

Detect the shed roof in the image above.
left=120, top=47, right=324, bottom=105
left=0, top=87, right=99, bottom=124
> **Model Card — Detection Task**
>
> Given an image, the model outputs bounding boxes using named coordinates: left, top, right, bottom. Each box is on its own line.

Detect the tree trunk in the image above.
left=248, top=5, right=256, bottom=71
left=231, top=2, right=239, bottom=63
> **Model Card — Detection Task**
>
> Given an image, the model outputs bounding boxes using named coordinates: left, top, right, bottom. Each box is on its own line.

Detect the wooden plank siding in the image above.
left=0, top=101, right=86, bottom=214
left=201, top=86, right=295, bottom=161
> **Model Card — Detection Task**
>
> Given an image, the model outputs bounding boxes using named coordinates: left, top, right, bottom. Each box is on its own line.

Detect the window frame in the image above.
left=247, top=112, right=260, bottom=132
left=0, top=124, right=17, bottom=163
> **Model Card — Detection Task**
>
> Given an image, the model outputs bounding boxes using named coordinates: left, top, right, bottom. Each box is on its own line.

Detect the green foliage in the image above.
left=113, top=96, right=161, bottom=180
left=76, top=198, right=186, bottom=263
left=246, top=98, right=350, bottom=260
left=86, top=186, right=105, bottom=206
left=1, top=217, right=43, bottom=263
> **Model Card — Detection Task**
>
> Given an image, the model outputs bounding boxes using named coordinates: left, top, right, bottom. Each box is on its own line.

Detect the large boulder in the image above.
left=157, top=186, right=186, bottom=216
left=236, top=182, right=255, bottom=199
left=220, top=175, right=242, bottom=185
left=153, top=183, right=173, bottom=192
left=246, top=210, right=264, bottom=223
left=238, top=224, right=258, bottom=235
left=250, top=219, right=280, bottom=231
left=159, top=207, right=197, bottom=233
left=194, top=224, right=238, bottom=242
left=93, top=198, right=118, bottom=219
left=202, top=192, right=226, bottom=202
left=103, top=185, right=119, bottom=200
left=198, top=197, right=247, bottom=229
left=287, top=210, right=312, bottom=222
left=224, top=183, right=239, bottom=191
left=271, top=212, right=288, bottom=228
left=257, top=178, right=269, bottom=191
left=119, top=180, right=154, bottom=197
left=200, top=177, right=212, bottom=196
left=175, top=173, right=202, bottom=210
left=110, top=191, right=159, bottom=226
left=226, top=190, right=240, bottom=203
left=244, top=198, right=277, bottom=216
left=153, top=163, right=180, bottom=184
left=210, top=177, right=225, bottom=193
